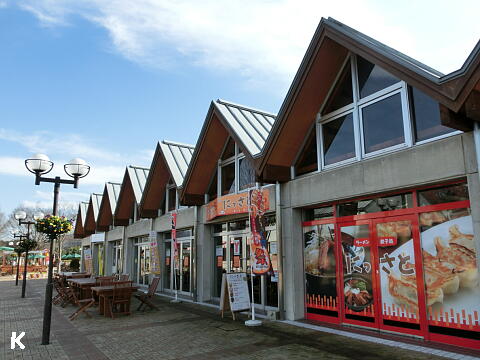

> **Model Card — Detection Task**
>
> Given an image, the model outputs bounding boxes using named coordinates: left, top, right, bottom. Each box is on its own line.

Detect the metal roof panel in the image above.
left=127, top=165, right=150, bottom=204
left=106, top=182, right=122, bottom=215
left=214, top=99, right=276, bottom=157
left=160, top=140, right=195, bottom=187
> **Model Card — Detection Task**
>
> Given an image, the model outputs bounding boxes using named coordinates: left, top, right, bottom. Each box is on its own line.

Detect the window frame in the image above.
left=165, top=182, right=178, bottom=213
left=293, top=53, right=460, bottom=179
left=216, top=138, right=257, bottom=196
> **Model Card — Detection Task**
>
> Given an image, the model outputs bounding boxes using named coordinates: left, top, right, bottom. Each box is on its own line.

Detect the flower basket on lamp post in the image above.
left=35, top=215, right=73, bottom=241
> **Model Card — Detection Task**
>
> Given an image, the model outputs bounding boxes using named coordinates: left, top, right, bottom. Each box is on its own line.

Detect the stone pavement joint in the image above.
left=1, top=279, right=478, bottom=360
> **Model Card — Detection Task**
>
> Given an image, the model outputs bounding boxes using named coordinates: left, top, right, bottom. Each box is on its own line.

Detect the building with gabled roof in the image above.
left=140, top=140, right=194, bottom=218
left=84, top=193, right=103, bottom=236
left=114, top=165, right=149, bottom=226
left=97, top=182, right=122, bottom=232
left=73, top=201, right=89, bottom=239
left=181, top=99, right=275, bottom=205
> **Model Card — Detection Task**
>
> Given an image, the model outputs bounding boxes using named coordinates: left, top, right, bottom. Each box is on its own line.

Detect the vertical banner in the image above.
left=149, top=231, right=161, bottom=275
left=83, top=248, right=93, bottom=275
left=98, top=245, right=104, bottom=276
left=249, top=189, right=271, bottom=274
left=171, top=212, right=178, bottom=270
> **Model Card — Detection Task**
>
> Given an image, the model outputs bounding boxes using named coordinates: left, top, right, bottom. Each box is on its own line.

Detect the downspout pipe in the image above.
left=192, top=205, right=199, bottom=302
left=474, top=121, right=480, bottom=184
left=473, top=122, right=480, bottom=266
left=275, top=181, right=285, bottom=320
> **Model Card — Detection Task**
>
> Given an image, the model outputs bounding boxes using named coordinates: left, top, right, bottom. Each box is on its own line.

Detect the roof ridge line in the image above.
left=161, top=140, right=195, bottom=148
left=325, top=17, right=445, bottom=79
left=128, top=164, right=150, bottom=170
left=216, top=99, right=277, bottom=118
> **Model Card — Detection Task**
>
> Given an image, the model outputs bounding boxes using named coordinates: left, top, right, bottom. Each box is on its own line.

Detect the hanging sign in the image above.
left=219, top=272, right=250, bottom=320
left=83, top=248, right=93, bottom=275
left=249, top=188, right=271, bottom=275
left=149, top=231, right=161, bottom=275
left=206, top=190, right=269, bottom=221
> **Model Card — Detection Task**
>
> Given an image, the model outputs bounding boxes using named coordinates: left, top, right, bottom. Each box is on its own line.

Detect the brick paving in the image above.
left=0, top=278, right=478, bottom=360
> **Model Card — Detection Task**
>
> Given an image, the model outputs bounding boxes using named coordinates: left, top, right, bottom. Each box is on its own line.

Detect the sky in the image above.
left=0, top=0, right=478, bottom=215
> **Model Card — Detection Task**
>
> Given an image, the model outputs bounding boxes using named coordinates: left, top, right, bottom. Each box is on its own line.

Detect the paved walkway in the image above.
left=0, top=279, right=478, bottom=360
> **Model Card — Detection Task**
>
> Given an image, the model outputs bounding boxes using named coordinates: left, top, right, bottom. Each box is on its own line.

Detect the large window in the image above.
left=322, top=113, right=356, bottom=165
left=294, top=54, right=458, bottom=177
left=409, top=86, right=456, bottom=142
left=361, top=92, right=405, bottom=154
left=166, top=181, right=178, bottom=213
left=209, top=138, right=257, bottom=201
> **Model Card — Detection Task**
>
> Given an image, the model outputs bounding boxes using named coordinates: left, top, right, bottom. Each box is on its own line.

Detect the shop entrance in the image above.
left=133, top=243, right=150, bottom=286
left=213, top=218, right=279, bottom=309
left=164, top=230, right=193, bottom=295
left=339, top=215, right=427, bottom=336
left=302, top=182, right=479, bottom=348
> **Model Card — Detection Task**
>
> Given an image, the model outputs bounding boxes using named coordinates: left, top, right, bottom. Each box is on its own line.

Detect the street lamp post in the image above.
left=12, top=235, right=24, bottom=286
left=15, top=211, right=44, bottom=298
left=25, top=154, right=90, bottom=345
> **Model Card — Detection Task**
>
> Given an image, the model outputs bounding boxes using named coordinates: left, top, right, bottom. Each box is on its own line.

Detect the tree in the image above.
left=0, top=205, right=77, bottom=250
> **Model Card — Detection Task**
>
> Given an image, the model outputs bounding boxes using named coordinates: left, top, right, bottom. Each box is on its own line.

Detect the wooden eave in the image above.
left=180, top=102, right=263, bottom=206
left=97, top=185, right=113, bottom=232
left=73, top=207, right=85, bottom=239
left=258, top=18, right=480, bottom=182
left=139, top=143, right=171, bottom=218
left=113, top=169, right=135, bottom=226
left=84, top=197, right=96, bottom=236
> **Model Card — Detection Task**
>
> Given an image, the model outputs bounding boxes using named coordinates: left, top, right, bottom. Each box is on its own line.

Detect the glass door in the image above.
left=180, top=241, right=191, bottom=293
left=213, top=236, right=227, bottom=297
left=339, top=216, right=427, bottom=336
left=164, top=241, right=171, bottom=290
left=373, top=215, right=427, bottom=337
left=135, top=244, right=151, bottom=286
left=339, top=221, right=378, bottom=328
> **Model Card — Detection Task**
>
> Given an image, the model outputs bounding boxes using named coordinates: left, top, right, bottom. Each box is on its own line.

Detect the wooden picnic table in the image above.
left=91, top=285, right=139, bottom=318
left=68, top=277, right=97, bottom=299
left=59, top=272, right=90, bottom=278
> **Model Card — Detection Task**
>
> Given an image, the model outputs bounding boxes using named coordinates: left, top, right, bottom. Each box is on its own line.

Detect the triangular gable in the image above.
left=181, top=99, right=276, bottom=205
left=97, top=182, right=121, bottom=231
left=259, top=17, right=480, bottom=182
left=73, top=202, right=89, bottom=239
left=84, top=193, right=103, bottom=236
left=114, top=165, right=149, bottom=225
left=140, top=141, right=195, bottom=218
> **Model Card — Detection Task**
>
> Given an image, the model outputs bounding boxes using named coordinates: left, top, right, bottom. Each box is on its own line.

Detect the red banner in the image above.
left=249, top=189, right=271, bottom=275
left=206, top=190, right=269, bottom=221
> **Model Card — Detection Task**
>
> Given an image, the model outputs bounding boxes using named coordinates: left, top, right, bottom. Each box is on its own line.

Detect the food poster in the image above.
left=150, top=242, right=161, bottom=275
left=304, top=224, right=337, bottom=312
left=249, top=189, right=271, bottom=274
left=341, top=224, right=374, bottom=317
left=376, top=220, right=420, bottom=323
left=419, top=208, right=480, bottom=332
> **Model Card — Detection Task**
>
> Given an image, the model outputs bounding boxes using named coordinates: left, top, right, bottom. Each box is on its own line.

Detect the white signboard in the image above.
left=222, top=272, right=250, bottom=313
left=90, top=233, right=105, bottom=243
left=215, top=245, right=223, bottom=257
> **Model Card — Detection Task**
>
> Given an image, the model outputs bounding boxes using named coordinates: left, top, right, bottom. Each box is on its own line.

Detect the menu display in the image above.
left=220, top=272, right=250, bottom=313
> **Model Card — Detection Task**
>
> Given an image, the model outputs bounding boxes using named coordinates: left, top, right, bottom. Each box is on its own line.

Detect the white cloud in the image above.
left=13, top=0, right=480, bottom=90
left=0, top=155, right=125, bottom=186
